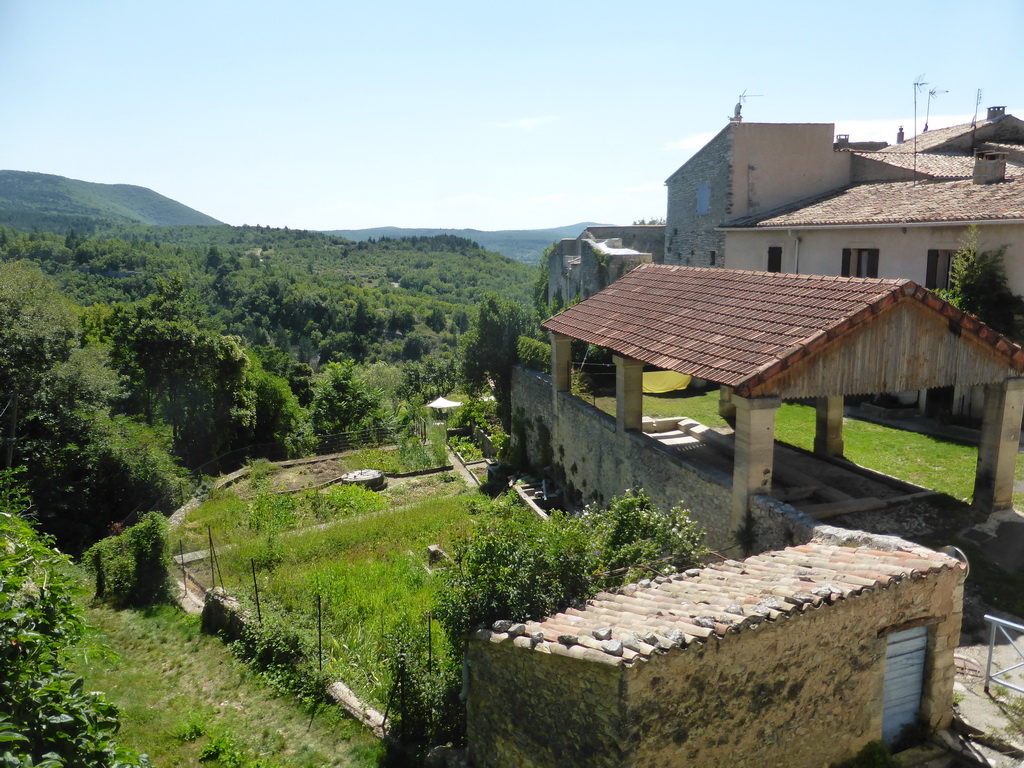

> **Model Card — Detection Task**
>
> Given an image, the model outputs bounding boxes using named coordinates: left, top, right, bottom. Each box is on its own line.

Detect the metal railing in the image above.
left=984, top=614, right=1024, bottom=695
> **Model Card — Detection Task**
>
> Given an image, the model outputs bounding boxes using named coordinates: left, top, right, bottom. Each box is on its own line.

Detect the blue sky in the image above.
left=2, top=0, right=1021, bottom=231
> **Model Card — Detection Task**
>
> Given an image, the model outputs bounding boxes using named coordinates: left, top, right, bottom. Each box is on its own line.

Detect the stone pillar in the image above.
left=732, top=395, right=781, bottom=528
left=614, top=355, right=644, bottom=433
left=719, top=385, right=736, bottom=420
left=813, top=395, right=844, bottom=458
left=973, top=378, right=1024, bottom=512
left=550, top=332, right=572, bottom=397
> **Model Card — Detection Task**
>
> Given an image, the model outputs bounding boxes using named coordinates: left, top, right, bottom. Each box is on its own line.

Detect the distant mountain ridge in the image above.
left=0, top=170, right=599, bottom=263
left=0, top=170, right=223, bottom=230
left=323, top=224, right=604, bottom=263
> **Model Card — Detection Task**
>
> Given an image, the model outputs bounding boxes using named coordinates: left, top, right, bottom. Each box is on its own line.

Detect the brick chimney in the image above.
left=973, top=150, right=1007, bottom=184
left=987, top=106, right=1006, bottom=122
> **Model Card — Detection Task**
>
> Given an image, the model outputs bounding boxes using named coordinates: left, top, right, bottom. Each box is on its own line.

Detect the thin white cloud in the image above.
left=495, top=116, right=559, bottom=131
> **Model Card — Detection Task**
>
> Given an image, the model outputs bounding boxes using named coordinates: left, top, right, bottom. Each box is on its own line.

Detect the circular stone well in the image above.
left=339, top=469, right=387, bottom=491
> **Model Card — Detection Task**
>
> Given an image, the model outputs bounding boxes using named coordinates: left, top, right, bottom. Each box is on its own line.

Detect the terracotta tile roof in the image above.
left=725, top=178, right=1024, bottom=228
left=853, top=151, right=1024, bottom=180
left=876, top=120, right=989, bottom=154
left=541, top=265, right=1024, bottom=393
left=471, top=542, right=962, bottom=667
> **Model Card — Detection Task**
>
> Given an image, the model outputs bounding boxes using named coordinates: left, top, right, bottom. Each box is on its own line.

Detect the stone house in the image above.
left=467, top=536, right=967, bottom=767
left=548, top=225, right=664, bottom=305
left=665, top=106, right=1024, bottom=289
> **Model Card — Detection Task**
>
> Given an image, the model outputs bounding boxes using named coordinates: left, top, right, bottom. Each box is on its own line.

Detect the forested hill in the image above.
left=324, top=223, right=601, bottom=264
left=0, top=223, right=536, bottom=366
left=0, top=170, right=223, bottom=231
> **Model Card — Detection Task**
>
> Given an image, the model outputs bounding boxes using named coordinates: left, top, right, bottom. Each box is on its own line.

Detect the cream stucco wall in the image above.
left=724, top=222, right=1024, bottom=295
left=729, top=123, right=851, bottom=217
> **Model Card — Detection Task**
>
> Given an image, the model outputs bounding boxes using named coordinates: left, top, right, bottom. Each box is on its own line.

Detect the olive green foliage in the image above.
left=460, top=295, right=532, bottom=427
left=309, top=360, right=387, bottom=437
left=830, top=740, right=899, bottom=768
left=0, top=470, right=151, bottom=767
left=0, top=225, right=532, bottom=368
left=105, top=278, right=256, bottom=464
left=939, top=225, right=1024, bottom=339
left=434, top=489, right=707, bottom=645
left=584, top=488, right=706, bottom=585
left=0, top=262, right=185, bottom=548
left=84, top=512, right=171, bottom=607
left=516, top=335, right=550, bottom=372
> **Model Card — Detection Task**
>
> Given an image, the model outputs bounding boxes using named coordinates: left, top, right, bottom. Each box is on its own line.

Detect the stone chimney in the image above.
left=834, top=134, right=850, bottom=150
left=973, top=150, right=1007, bottom=184
left=896, top=126, right=905, bottom=144
left=987, top=106, right=1006, bottom=122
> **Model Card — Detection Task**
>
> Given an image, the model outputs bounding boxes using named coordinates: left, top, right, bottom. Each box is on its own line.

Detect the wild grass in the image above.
left=196, top=475, right=475, bottom=708
left=72, top=602, right=383, bottom=768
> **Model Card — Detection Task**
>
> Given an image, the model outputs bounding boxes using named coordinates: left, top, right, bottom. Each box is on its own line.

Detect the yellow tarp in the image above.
left=642, top=371, right=691, bottom=394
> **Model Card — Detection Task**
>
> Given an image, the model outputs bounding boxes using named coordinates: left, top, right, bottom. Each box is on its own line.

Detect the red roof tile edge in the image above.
left=469, top=542, right=963, bottom=667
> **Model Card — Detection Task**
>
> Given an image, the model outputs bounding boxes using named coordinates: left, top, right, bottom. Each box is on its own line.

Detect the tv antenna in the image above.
left=912, top=75, right=928, bottom=183
left=971, top=88, right=983, bottom=126
left=923, top=87, right=947, bottom=132
left=731, top=90, right=762, bottom=122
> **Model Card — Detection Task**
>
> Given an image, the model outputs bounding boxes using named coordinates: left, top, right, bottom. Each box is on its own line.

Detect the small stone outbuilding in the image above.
left=467, top=539, right=966, bottom=768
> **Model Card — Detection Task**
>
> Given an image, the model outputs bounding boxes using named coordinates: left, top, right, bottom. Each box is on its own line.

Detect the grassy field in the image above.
left=73, top=602, right=384, bottom=768
left=189, top=473, right=475, bottom=708
left=595, top=389, right=1024, bottom=509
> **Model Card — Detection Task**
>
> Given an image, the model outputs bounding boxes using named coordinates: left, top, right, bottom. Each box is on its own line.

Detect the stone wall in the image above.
left=511, top=366, right=735, bottom=551
left=665, top=126, right=732, bottom=267
left=549, top=233, right=655, bottom=304
left=466, top=636, right=626, bottom=768
left=623, top=565, right=964, bottom=767
left=466, top=555, right=964, bottom=768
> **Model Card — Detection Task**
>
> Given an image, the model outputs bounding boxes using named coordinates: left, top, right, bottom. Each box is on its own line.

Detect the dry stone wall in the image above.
left=512, top=367, right=735, bottom=550
left=467, top=562, right=964, bottom=768
left=466, top=637, right=626, bottom=768
left=623, top=565, right=964, bottom=767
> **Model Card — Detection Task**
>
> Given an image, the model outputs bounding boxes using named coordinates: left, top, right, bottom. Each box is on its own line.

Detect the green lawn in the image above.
left=73, top=602, right=383, bottom=768
left=595, top=389, right=1024, bottom=509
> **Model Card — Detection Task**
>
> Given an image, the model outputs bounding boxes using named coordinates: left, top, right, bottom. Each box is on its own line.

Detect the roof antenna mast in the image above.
left=731, top=90, right=762, bottom=123
left=971, top=89, right=983, bottom=127
left=923, top=87, right=947, bottom=132
left=913, top=74, right=928, bottom=184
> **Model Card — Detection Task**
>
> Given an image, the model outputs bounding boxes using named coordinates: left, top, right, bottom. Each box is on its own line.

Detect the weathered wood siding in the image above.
left=753, top=299, right=1018, bottom=398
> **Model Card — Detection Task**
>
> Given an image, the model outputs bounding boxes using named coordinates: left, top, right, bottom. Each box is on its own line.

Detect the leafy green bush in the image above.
left=434, top=489, right=705, bottom=646
left=0, top=469, right=151, bottom=767
left=516, top=335, right=550, bottom=372
left=84, top=511, right=171, bottom=607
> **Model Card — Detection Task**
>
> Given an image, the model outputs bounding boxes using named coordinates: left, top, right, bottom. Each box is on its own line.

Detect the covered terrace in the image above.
left=542, top=265, right=1024, bottom=529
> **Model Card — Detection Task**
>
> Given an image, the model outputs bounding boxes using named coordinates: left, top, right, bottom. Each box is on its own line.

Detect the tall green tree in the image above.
left=309, top=360, right=386, bottom=437
left=107, top=279, right=255, bottom=465
left=0, top=261, right=78, bottom=468
left=460, top=295, right=531, bottom=427
left=940, top=225, right=1024, bottom=339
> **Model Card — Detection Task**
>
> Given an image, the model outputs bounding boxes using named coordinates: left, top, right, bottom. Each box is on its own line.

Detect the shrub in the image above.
left=0, top=469, right=151, bottom=767
left=516, top=335, right=550, bottom=372
left=84, top=511, right=171, bottom=607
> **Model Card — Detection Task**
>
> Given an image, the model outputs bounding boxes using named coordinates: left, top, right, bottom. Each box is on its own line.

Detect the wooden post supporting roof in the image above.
left=974, top=378, right=1024, bottom=512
